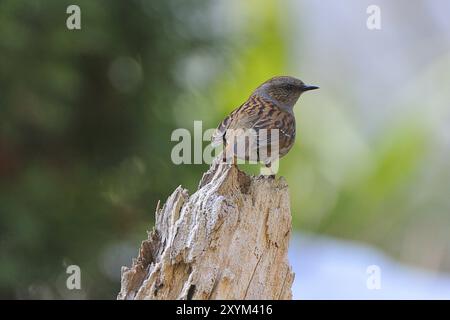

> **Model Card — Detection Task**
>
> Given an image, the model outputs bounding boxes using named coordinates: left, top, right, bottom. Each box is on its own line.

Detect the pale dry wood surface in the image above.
left=117, top=160, right=294, bottom=300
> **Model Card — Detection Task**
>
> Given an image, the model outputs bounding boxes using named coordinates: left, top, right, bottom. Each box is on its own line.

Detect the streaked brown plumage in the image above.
left=212, top=76, right=318, bottom=169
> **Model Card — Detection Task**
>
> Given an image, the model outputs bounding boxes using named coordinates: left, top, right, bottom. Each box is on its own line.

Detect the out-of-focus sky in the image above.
left=289, top=0, right=450, bottom=128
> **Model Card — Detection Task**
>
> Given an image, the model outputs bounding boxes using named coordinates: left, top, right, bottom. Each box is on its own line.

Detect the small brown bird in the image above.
left=212, top=76, right=318, bottom=172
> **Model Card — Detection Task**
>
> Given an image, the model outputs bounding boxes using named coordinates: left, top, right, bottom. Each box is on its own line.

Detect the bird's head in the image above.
left=254, top=76, right=319, bottom=109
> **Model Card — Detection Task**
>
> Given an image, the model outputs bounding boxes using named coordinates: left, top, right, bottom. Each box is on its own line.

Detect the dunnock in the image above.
left=212, top=76, right=318, bottom=173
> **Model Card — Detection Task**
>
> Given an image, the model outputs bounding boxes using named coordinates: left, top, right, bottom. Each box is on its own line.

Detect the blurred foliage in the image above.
left=1, top=0, right=449, bottom=299
left=0, top=0, right=226, bottom=298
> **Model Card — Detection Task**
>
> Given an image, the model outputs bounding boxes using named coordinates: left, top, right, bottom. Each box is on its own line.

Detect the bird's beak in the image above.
left=302, top=84, right=319, bottom=92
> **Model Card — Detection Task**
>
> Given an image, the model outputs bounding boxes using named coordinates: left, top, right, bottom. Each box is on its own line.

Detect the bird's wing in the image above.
left=227, top=96, right=273, bottom=130
left=213, top=96, right=295, bottom=162
left=211, top=102, right=246, bottom=147
left=230, top=97, right=294, bottom=143
left=245, top=106, right=295, bottom=162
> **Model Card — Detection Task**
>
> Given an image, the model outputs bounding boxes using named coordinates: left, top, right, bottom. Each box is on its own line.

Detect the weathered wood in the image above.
left=117, top=160, right=294, bottom=300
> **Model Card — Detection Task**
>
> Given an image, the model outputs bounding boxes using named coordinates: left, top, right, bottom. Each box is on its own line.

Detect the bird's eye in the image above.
left=286, top=84, right=296, bottom=90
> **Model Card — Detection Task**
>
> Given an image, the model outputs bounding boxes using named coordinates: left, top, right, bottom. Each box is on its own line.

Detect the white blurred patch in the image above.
left=289, top=233, right=450, bottom=299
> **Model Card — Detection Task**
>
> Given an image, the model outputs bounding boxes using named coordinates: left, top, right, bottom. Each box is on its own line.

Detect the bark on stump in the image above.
left=117, top=161, right=294, bottom=300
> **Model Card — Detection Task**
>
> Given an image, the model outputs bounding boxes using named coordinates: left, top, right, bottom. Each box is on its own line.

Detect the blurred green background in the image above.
left=1, top=0, right=450, bottom=299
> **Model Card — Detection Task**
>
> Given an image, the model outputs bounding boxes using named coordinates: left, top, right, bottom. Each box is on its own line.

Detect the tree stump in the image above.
left=117, top=160, right=294, bottom=300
